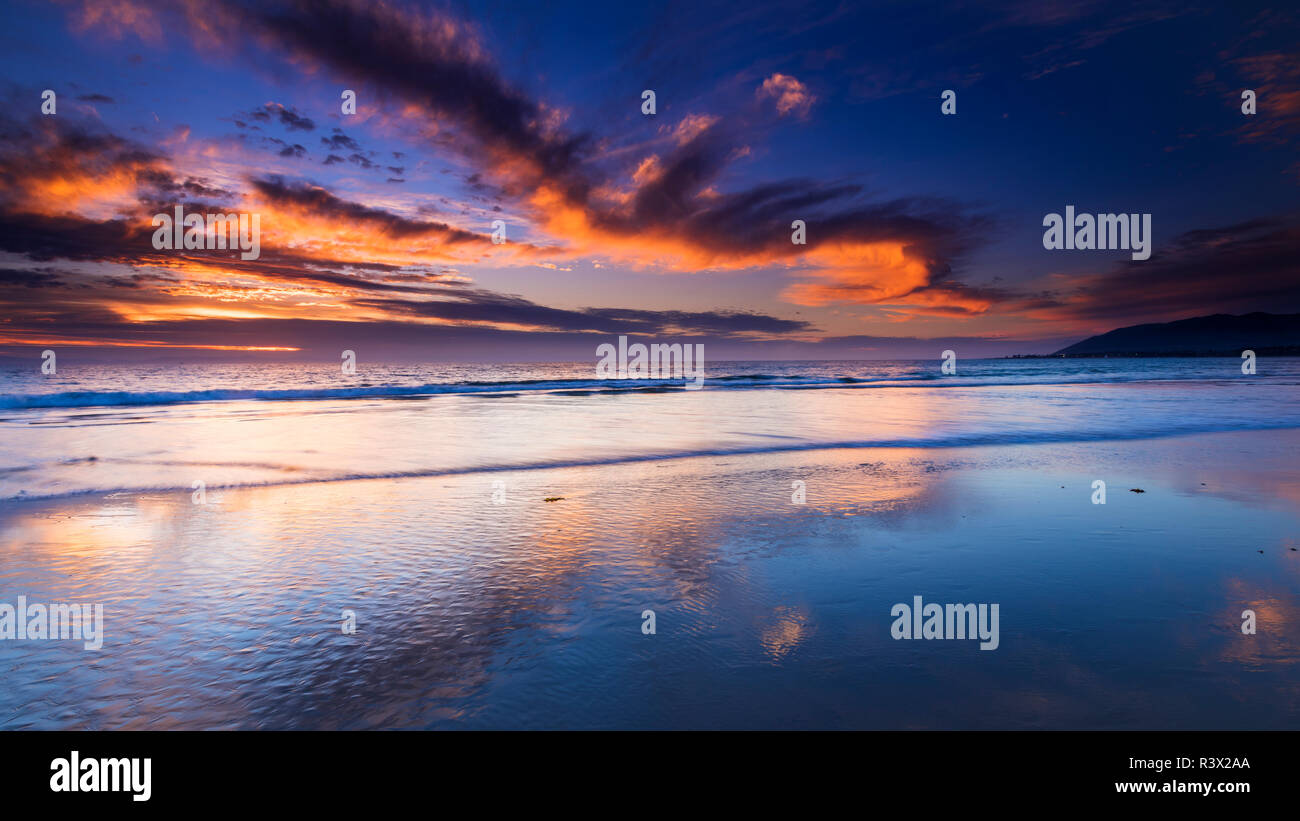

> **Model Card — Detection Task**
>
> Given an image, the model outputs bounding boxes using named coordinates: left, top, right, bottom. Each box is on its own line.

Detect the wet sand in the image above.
left=1, top=427, right=1297, bottom=729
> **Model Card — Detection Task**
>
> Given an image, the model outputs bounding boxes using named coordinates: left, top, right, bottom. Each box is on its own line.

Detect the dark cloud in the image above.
left=320, top=129, right=361, bottom=151
left=352, top=292, right=813, bottom=336
left=0, top=203, right=476, bottom=298
left=249, top=102, right=316, bottom=131
left=0, top=207, right=504, bottom=314
left=0, top=267, right=69, bottom=288
left=248, top=175, right=485, bottom=243
left=1045, top=219, right=1300, bottom=324
left=0, top=211, right=159, bottom=263
left=0, top=116, right=165, bottom=211
left=609, top=128, right=985, bottom=263
left=186, top=0, right=984, bottom=292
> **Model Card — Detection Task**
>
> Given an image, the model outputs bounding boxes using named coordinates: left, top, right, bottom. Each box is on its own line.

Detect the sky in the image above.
left=0, top=0, right=1296, bottom=361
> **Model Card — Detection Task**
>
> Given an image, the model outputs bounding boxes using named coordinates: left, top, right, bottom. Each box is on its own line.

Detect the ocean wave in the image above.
left=0, top=373, right=1216, bottom=411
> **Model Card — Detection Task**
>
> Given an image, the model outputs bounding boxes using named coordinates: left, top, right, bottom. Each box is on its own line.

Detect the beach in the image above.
left=1, top=359, right=1298, bottom=729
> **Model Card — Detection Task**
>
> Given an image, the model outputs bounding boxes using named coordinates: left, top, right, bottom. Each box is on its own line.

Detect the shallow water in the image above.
left=0, top=359, right=1298, bottom=729
left=2, top=358, right=1298, bottom=501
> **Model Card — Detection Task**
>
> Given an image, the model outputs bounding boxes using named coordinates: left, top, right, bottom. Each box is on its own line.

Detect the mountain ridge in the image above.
left=1051, top=312, right=1300, bottom=357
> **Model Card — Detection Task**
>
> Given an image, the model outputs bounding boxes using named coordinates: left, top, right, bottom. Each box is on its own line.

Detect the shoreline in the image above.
left=6, top=420, right=1300, bottom=506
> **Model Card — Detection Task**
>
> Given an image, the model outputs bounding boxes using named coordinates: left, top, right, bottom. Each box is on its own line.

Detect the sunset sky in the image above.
left=0, top=0, right=1296, bottom=361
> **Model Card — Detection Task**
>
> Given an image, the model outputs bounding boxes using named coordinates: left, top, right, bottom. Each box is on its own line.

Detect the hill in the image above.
left=1052, top=312, right=1300, bottom=357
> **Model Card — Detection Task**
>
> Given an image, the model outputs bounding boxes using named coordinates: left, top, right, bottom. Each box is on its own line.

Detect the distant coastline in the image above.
left=1029, top=312, right=1300, bottom=358
left=1007, top=347, right=1300, bottom=359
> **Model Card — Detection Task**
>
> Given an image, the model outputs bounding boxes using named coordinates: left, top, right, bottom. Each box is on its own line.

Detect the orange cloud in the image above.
left=34, top=0, right=988, bottom=333
left=0, top=121, right=168, bottom=220
left=757, top=73, right=816, bottom=118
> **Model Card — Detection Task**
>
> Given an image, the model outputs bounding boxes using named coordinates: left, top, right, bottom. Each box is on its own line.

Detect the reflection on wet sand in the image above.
left=1, top=430, right=1298, bottom=729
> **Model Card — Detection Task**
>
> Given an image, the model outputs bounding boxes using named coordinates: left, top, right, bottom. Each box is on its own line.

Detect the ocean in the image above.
left=3, top=357, right=1299, bottom=501
left=1, top=357, right=1298, bottom=728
